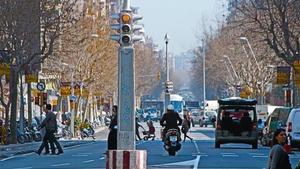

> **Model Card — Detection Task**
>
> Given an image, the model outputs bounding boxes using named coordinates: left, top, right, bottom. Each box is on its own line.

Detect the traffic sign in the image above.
left=37, top=82, right=46, bottom=91
left=70, top=95, right=77, bottom=101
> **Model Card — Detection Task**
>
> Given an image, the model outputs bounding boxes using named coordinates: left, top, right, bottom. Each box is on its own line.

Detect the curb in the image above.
left=0, top=141, right=94, bottom=159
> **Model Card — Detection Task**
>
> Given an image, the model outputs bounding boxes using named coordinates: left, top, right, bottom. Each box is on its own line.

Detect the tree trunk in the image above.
left=9, top=68, right=18, bottom=144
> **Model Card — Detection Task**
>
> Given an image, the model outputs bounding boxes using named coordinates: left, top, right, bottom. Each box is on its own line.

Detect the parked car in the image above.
left=189, top=109, right=201, bottom=126
left=199, top=110, right=217, bottom=127
left=215, top=97, right=258, bottom=149
left=261, top=107, right=292, bottom=147
left=286, top=108, right=300, bottom=149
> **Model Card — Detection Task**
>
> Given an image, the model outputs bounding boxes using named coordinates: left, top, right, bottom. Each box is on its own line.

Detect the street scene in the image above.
left=2, top=123, right=300, bottom=169
left=1, top=0, right=300, bottom=169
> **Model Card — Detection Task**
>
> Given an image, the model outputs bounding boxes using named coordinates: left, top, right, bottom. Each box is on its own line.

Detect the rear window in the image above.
left=219, top=106, right=256, bottom=121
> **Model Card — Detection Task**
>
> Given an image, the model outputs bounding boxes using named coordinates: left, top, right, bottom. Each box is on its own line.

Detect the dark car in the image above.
left=215, top=97, right=258, bottom=149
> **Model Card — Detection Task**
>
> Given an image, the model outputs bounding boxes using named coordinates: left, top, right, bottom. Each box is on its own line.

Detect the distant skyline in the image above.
left=131, top=0, right=227, bottom=55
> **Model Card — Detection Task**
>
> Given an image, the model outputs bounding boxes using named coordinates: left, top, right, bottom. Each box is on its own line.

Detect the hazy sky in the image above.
left=131, top=0, right=227, bottom=55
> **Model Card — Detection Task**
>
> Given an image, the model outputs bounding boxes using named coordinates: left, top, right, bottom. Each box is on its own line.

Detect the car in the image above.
left=286, top=108, right=300, bottom=149
left=215, top=97, right=258, bottom=149
left=199, top=110, right=217, bottom=127
left=189, top=109, right=201, bottom=126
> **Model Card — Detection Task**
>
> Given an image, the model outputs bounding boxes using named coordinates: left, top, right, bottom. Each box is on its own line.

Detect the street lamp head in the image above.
left=164, top=33, right=169, bottom=44
left=240, top=37, right=248, bottom=42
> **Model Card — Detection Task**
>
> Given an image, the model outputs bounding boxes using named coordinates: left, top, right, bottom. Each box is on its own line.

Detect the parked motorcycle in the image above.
left=80, top=128, right=95, bottom=140
left=163, top=128, right=181, bottom=156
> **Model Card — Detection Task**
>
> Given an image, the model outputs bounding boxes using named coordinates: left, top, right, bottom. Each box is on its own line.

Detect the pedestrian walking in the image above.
left=181, top=114, right=193, bottom=142
left=267, top=128, right=291, bottom=169
left=36, top=104, right=63, bottom=155
left=107, top=105, right=118, bottom=150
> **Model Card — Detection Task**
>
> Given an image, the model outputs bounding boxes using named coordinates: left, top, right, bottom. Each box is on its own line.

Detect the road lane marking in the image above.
left=72, top=154, right=88, bottom=157
left=249, top=153, right=265, bottom=156
left=193, top=155, right=200, bottom=169
left=220, top=153, right=236, bottom=155
left=192, top=140, right=200, bottom=154
left=253, top=155, right=268, bottom=158
left=13, top=167, right=33, bottom=169
left=222, top=155, right=239, bottom=157
left=83, top=160, right=94, bottom=163
left=78, top=153, right=92, bottom=155
left=51, top=163, right=70, bottom=167
left=0, top=156, right=16, bottom=161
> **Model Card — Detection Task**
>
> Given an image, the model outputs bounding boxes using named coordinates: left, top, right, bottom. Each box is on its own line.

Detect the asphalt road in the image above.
left=1, top=123, right=299, bottom=169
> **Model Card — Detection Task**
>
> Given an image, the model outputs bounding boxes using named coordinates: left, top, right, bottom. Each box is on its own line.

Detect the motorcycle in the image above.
left=80, top=127, right=95, bottom=140
left=163, top=128, right=181, bottom=156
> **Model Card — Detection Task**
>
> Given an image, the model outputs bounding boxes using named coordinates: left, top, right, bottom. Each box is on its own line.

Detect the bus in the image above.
left=170, top=94, right=184, bottom=117
left=140, top=100, right=164, bottom=117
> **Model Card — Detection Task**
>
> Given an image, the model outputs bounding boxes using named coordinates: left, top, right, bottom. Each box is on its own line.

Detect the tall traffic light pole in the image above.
left=110, top=0, right=143, bottom=150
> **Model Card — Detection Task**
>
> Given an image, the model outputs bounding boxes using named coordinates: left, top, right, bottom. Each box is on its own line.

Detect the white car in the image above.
left=286, top=108, right=300, bottom=149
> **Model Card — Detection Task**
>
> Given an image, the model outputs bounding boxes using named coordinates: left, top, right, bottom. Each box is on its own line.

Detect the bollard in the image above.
left=106, top=150, right=147, bottom=169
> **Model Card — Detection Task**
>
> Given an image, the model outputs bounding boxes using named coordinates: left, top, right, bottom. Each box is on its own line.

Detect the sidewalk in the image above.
left=0, top=126, right=106, bottom=159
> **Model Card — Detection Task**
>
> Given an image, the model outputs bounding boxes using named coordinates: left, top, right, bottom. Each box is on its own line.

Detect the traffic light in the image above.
left=42, top=93, right=47, bottom=105
left=157, top=72, right=161, bottom=80
left=120, top=12, right=132, bottom=45
left=35, top=96, right=40, bottom=105
left=110, top=9, right=143, bottom=46
left=165, top=81, right=173, bottom=93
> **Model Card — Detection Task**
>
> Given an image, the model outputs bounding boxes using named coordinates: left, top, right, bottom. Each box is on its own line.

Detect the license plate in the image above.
left=169, top=136, right=177, bottom=142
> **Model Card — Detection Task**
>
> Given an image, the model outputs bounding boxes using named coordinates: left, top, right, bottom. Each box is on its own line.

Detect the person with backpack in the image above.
left=181, top=114, right=193, bottom=142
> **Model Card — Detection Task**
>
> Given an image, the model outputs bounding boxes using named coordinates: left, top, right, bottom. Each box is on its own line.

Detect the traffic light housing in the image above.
left=157, top=72, right=161, bottom=80
left=35, top=96, right=40, bottom=105
left=42, top=93, right=47, bottom=105
left=120, top=12, right=132, bottom=45
left=110, top=9, right=143, bottom=46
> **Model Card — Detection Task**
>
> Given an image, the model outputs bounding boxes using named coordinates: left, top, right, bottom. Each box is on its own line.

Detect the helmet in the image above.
left=167, top=104, right=174, bottom=110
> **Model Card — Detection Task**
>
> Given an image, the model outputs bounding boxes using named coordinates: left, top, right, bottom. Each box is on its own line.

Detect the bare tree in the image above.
left=0, top=0, right=80, bottom=143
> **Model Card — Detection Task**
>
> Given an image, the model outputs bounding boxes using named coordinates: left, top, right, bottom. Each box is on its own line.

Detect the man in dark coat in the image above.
left=160, top=104, right=183, bottom=141
left=107, top=105, right=118, bottom=150
left=36, top=104, right=63, bottom=155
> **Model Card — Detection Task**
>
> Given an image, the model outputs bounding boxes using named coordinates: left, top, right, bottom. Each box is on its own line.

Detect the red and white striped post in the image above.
left=106, top=150, right=147, bottom=169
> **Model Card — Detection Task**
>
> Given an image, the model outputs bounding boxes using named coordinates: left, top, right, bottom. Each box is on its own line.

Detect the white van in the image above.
left=286, top=108, right=300, bottom=149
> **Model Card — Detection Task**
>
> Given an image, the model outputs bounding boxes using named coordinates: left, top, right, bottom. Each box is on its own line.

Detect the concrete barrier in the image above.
left=106, top=150, right=147, bottom=169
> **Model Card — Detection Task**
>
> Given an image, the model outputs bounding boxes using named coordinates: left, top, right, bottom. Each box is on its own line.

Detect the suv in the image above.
left=215, top=97, right=258, bottom=149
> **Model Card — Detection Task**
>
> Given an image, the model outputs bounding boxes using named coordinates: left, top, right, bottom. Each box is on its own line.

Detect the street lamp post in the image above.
left=203, top=40, right=206, bottom=111
left=240, top=37, right=260, bottom=69
left=164, top=33, right=170, bottom=113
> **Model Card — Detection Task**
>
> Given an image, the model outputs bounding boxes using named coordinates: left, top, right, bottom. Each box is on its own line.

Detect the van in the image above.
left=286, top=108, right=300, bottom=149
left=215, top=97, right=258, bottom=149
left=261, top=107, right=292, bottom=146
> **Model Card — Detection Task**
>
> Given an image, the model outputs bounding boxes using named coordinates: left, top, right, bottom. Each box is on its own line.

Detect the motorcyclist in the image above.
left=160, top=104, right=183, bottom=141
